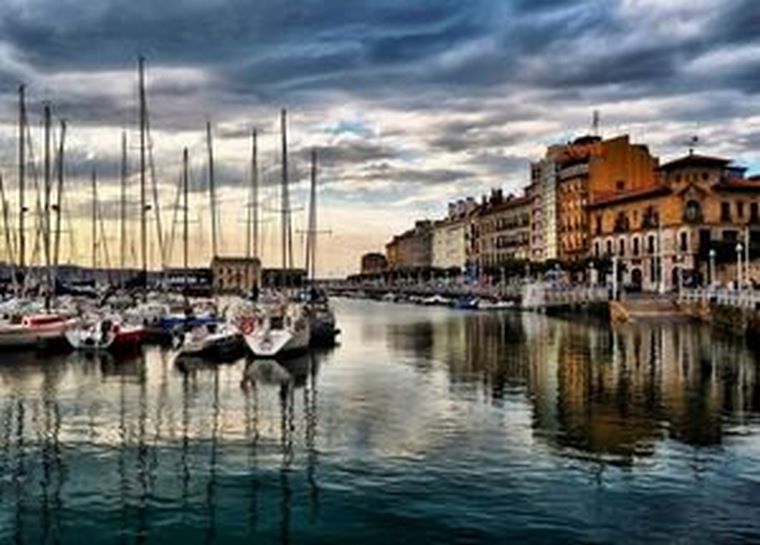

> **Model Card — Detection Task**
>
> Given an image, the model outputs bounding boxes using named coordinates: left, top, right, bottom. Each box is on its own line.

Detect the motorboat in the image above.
left=65, top=317, right=145, bottom=352
left=421, top=294, right=450, bottom=306
left=451, top=296, right=479, bottom=310
left=173, top=321, right=245, bottom=361
left=479, top=299, right=514, bottom=310
left=308, top=300, right=340, bottom=346
left=0, top=314, right=77, bottom=349
left=242, top=302, right=311, bottom=358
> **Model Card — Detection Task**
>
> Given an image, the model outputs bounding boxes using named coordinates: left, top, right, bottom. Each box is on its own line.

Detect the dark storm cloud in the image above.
left=0, top=0, right=759, bottom=215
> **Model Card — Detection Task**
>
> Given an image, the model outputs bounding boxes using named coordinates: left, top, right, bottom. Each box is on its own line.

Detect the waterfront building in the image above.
left=432, top=198, right=478, bottom=271
left=476, top=189, right=532, bottom=273
left=385, top=220, right=434, bottom=270
left=360, top=252, right=388, bottom=275
left=555, top=135, right=660, bottom=264
left=530, top=158, right=560, bottom=262
left=588, top=152, right=760, bottom=290
left=210, top=256, right=260, bottom=293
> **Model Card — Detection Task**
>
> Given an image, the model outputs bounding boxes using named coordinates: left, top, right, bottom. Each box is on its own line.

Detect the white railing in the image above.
left=521, top=283, right=609, bottom=310
left=678, top=288, right=760, bottom=310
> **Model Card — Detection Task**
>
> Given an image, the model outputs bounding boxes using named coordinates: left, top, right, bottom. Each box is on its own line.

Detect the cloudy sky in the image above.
left=0, top=0, right=759, bottom=276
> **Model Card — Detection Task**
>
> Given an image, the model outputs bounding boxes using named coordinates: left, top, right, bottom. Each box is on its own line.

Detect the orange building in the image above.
left=588, top=153, right=760, bottom=290
left=555, top=135, right=659, bottom=263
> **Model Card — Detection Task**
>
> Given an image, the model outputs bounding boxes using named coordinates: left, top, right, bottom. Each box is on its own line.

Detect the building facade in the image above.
left=360, top=252, right=388, bottom=275
left=476, top=190, right=532, bottom=271
left=588, top=153, right=760, bottom=291
left=385, top=220, right=434, bottom=270
left=555, top=135, right=660, bottom=263
left=210, top=256, right=261, bottom=293
left=531, top=157, right=560, bottom=262
left=432, top=198, right=478, bottom=270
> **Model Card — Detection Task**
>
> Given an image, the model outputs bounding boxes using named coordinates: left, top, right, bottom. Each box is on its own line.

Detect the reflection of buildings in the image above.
left=384, top=309, right=760, bottom=464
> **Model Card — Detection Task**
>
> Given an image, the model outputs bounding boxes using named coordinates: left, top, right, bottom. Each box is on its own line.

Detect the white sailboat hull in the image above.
left=0, top=319, right=77, bottom=348
left=244, top=326, right=310, bottom=358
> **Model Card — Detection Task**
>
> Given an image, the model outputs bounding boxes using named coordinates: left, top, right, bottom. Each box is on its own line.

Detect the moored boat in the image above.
left=242, top=302, right=310, bottom=358
left=173, top=322, right=245, bottom=362
left=65, top=318, right=145, bottom=352
left=0, top=314, right=77, bottom=349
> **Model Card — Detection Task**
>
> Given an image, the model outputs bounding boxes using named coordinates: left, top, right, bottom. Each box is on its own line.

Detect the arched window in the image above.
left=618, top=238, right=626, bottom=256
left=684, top=200, right=702, bottom=223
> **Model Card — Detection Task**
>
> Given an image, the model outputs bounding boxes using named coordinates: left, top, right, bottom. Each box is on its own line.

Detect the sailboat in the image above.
left=303, top=148, right=339, bottom=346
left=0, top=87, right=76, bottom=349
left=65, top=168, right=145, bottom=352
left=242, top=110, right=311, bottom=358
left=172, top=146, right=244, bottom=361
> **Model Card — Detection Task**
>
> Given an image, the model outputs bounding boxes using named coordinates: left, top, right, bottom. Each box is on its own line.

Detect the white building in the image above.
left=432, top=198, right=477, bottom=270
left=531, top=158, right=559, bottom=262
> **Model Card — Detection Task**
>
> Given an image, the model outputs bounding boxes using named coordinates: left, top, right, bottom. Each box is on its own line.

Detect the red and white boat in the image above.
left=0, top=314, right=78, bottom=349
left=65, top=318, right=145, bottom=352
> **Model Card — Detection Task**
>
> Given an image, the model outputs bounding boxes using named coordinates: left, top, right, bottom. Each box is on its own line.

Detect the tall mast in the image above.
left=183, top=148, right=189, bottom=294
left=206, top=121, right=218, bottom=259
left=53, top=120, right=66, bottom=273
left=138, top=56, right=148, bottom=296
left=120, top=131, right=128, bottom=283
left=0, top=173, right=15, bottom=272
left=306, top=148, right=317, bottom=282
left=91, top=169, right=98, bottom=275
left=280, top=109, right=290, bottom=270
left=248, top=128, right=259, bottom=260
left=43, top=104, right=52, bottom=274
left=18, top=84, right=26, bottom=276
left=43, top=104, right=53, bottom=308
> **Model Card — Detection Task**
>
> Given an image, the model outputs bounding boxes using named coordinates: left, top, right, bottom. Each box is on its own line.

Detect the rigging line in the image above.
left=146, top=116, right=166, bottom=270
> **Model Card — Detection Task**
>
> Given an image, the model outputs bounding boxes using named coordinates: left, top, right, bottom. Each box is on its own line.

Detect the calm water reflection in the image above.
left=1, top=299, right=759, bottom=544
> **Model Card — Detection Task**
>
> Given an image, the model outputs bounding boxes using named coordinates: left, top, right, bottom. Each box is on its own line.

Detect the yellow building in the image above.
left=588, top=153, right=760, bottom=290
left=210, top=256, right=261, bottom=293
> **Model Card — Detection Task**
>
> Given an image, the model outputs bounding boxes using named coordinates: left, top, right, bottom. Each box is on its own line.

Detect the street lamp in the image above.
left=708, top=248, right=716, bottom=288
left=588, top=260, right=596, bottom=286
left=736, top=242, right=744, bottom=289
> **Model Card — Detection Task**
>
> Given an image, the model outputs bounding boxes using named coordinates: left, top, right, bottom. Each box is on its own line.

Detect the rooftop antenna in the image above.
left=688, top=135, right=699, bottom=156
left=591, top=110, right=601, bottom=137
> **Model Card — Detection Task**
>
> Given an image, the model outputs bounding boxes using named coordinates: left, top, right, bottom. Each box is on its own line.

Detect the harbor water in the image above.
left=1, top=298, right=759, bottom=543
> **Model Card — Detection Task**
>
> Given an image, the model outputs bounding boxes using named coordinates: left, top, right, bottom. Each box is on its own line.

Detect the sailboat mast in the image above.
left=120, top=131, right=128, bottom=282
left=206, top=121, right=218, bottom=259
left=43, top=104, right=52, bottom=274
left=280, top=109, right=290, bottom=270
left=252, top=128, right=259, bottom=260
left=53, top=120, right=66, bottom=273
left=183, top=148, right=189, bottom=294
left=307, top=148, right=317, bottom=282
left=91, top=169, right=98, bottom=275
left=18, top=84, right=26, bottom=275
left=138, top=56, right=148, bottom=296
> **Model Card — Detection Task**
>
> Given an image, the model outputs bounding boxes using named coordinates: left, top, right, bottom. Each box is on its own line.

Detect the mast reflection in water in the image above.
left=1, top=299, right=759, bottom=543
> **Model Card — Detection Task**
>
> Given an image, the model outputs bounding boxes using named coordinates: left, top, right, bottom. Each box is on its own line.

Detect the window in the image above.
left=675, top=174, right=682, bottom=183
left=721, top=202, right=731, bottom=221
left=606, top=240, right=613, bottom=255
left=684, top=200, right=702, bottom=223
left=595, top=215, right=602, bottom=235
left=618, top=239, right=625, bottom=256
left=594, top=242, right=600, bottom=257
left=647, top=235, right=655, bottom=254
left=633, top=237, right=640, bottom=256
left=702, top=171, right=709, bottom=181
left=680, top=232, right=688, bottom=252
left=616, top=180, right=625, bottom=191
left=737, top=201, right=745, bottom=219
left=752, top=202, right=759, bottom=222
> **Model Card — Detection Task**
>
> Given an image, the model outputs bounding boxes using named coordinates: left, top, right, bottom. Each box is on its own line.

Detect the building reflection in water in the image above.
left=387, top=310, right=760, bottom=465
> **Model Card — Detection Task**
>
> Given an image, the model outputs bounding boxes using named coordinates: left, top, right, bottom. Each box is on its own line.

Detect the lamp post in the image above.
left=709, top=248, right=716, bottom=288
left=736, top=242, right=743, bottom=290
left=588, top=261, right=595, bottom=286
left=611, top=255, right=618, bottom=300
